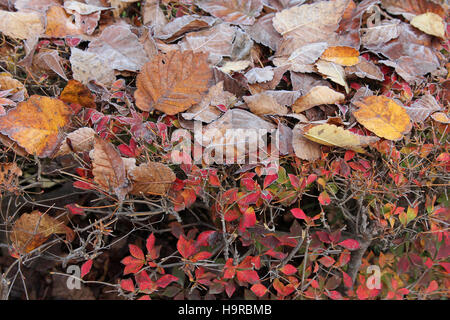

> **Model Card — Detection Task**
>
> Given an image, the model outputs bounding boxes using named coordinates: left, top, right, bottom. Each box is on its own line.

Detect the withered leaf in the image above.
left=218, top=60, right=251, bottom=74
left=156, top=15, right=217, bottom=42
left=196, top=0, right=263, bottom=26
left=243, top=13, right=282, bottom=51
left=0, top=95, right=72, bottom=158
left=88, top=24, right=148, bottom=72
left=70, top=48, right=116, bottom=86
left=381, top=0, right=445, bottom=21
left=273, top=42, right=327, bottom=73
left=244, top=93, right=288, bottom=115
left=345, top=57, right=384, bottom=81
left=320, top=46, right=359, bottom=66
left=0, top=10, right=45, bottom=40
left=91, top=136, right=130, bottom=201
left=315, top=60, right=349, bottom=93
left=59, top=80, right=96, bottom=109
left=45, top=6, right=83, bottom=38
left=0, top=72, right=28, bottom=101
left=11, top=211, right=75, bottom=255
left=129, top=162, right=176, bottom=196
left=134, top=50, right=212, bottom=115
left=361, top=19, right=402, bottom=47
left=33, top=49, right=68, bottom=81
left=405, top=94, right=442, bottom=122
left=0, top=162, right=22, bottom=194
left=353, top=96, right=411, bottom=141
left=244, top=67, right=275, bottom=84
left=55, top=127, right=96, bottom=157
left=292, top=86, right=345, bottom=113
left=410, top=13, right=445, bottom=38
left=292, top=124, right=321, bottom=161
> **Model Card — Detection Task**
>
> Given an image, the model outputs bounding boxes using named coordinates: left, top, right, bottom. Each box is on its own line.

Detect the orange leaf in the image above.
left=134, top=50, right=212, bottom=115
left=0, top=95, right=73, bottom=157
left=353, top=96, right=411, bottom=141
left=45, top=6, right=83, bottom=38
left=59, top=80, right=96, bottom=109
left=321, top=46, right=360, bottom=66
left=11, top=210, right=75, bottom=255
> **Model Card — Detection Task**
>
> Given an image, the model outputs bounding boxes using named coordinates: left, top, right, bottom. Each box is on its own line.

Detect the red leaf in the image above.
left=73, top=180, right=95, bottom=190
left=120, top=279, right=135, bottom=292
left=316, top=231, right=331, bottom=243
left=135, top=270, right=156, bottom=292
left=263, top=174, right=278, bottom=189
left=425, top=280, right=438, bottom=294
left=65, top=203, right=85, bottom=216
left=192, top=251, right=212, bottom=262
left=236, top=269, right=260, bottom=284
left=196, top=230, right=216, bottom=247
left=342, top=271, right=353, bottom=288
left=280, top=264, right=297, bottom=276
left=81, top=259, right=93, bottom=278
left=146, top=233, right=155, bottom=253
left=344, top=150, right=355, bottom=162
left=156, top=274, right=178, bottom=288
left=291, top=208, right=307, bottom=219
left=318, top=256, right=335, bottom=267
left=177, top=235, right=197, bottom=259
left=242, top=207, right=257, bottom=228
left=224, top=281, right=235, bottom=298
left=327, top=290, right=343, bottom=300
left=129, top=244, right=145, bottom=260
left=224, top=208, right=241, bottom=222
left=318, top=191, right=331, bottom=205
left=338, top=239, right=360, bottom=251
left=273, top=278, right=295, bottom=296
left=251, top=283, right=268, bottom=297
left=288, top=174, right=300, bottom=189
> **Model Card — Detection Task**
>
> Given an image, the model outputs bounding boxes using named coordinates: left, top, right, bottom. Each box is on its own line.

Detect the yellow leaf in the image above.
left=410, top=12, right=445, bottom=38
left=315, top=60, right=349, bottom=93
left=354, top=96, right=411, bottom=141
left=321, top=46, right=360, bottom=66
left=303, top=123, right=379, bottom=153
left=292, top=86, right=345, bottom=113
left=0, top=95, right=72, bottom=157
left=431, top=112, right=450, bottom=124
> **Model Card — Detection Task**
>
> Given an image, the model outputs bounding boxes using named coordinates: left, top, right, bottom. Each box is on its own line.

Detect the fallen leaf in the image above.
left=64, top=1, right=110, bottom=15
left=410, top=12, right=445, bottom=38
left=142, top=0, right=168, bottom=32
left=303, top=123, right=379, bottom=153
left=405, top=94, right=442, bottom=122
left=55, top=127, right=96, bottom=157
left=292, top=86, right=345, bottom=113
left=134, top=50, right=212, bottom=115
left=129, top=162, right=176, bottom=196
left=64, top=1, right=108, bottom=35
left=156, top=15, right=217, bottom=42
left=430, top=112, right=450, bottom=124
left=0, top=162, right=22, bottom=194
left=196, top=0, right=263, bottom=26
left=353, top=96, right=411, bottom=140
left=345, top=57, right=384, bottom=81
left=320, top=46, right=359, bottom=66
left=182, top=81, right=236, bottom=123
left=244, top=93, right=288, bottom=115
left=45, top=6, right=83, bottom=38
left=218, top=60, right=251, bottom=74
left=88, top=24, right=148, bottom=72
left=70, top=48, right=116, bottom=86
left=0, top=72, right=28, bottom=101
left=361, top=19, right=402, bottom=47
left=244, top=13, right=282, bottom=50
left=0, top=95, right=72, bottom=157
left=315, top=60, right=349, bottom=93
left=14, top=0, right=60, bottom=12
left=290, top=72, right=331, bottom=94
left=59, top=80, right=96, bottom=109
left=91, top=136, right=130, bottom=200
left=292, top=124, right=321, bottom=161
left=0, top=10, right=45, bottom=40
left=273, top=42, right=327, bottom=73
left=180, top=23, right=236, bottom=65
left=33, top=49, right=68, bottom=80
left=381, top=0, right=445, bottom=21
left=244, top=67, right=274, bottom=84
left=11, top=210, right=74, bottom=255
left=265, top=90, right=302, bottom=107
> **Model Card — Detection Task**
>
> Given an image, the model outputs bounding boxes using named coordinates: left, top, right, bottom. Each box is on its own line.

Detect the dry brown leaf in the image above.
left=381, top=0, right=445, bottom=21
left=244, top=67, right=274, bottom=84
left=64, top=1, right=108, bottom=35
left=361, top=19, right=402, bottom=46
left=273, top=42, right=327, bottom=72
left=354, top=95, right=411, bottom=140
left=142, top=0, right=168, bottom=32
left=59, top=80, right=96, bottom=109
left=405, top=94, right=442, bottom=122
left=182, top=81, right=236, bottom=123
left=0, top=162, right=22, bottom=194
left=88, top=24, right=148, bottom=72
left=264, top=90, right=302, bottom=107
left=64, top=1, right=109, bottom=15
left=33, top=49, right=68, bottom=80
left=212, top=67, right=248, bottom=98
left=320, top=46, right=359, bottom=66
left=45, top=6, right=83, bottom=38
left=156, top=15, right=217, bottom=42
left=11, top=210, right=75, bottom=255
left=292, top=86, right=345, bottom=113
left=70, top=48, right=116, bottom=86
left=345, top=57, right=384, bottom=81
left=0, top=95, right=72, bottom=158
left=303, top=123, right=379, bottom=153
left=315, top=60, right=349, bottom=93
left=14, top=0, right=60, bottom=12
left=91, top=136, right=130, bottom=201
left=244, top=93, right=288, bottom=115
left=410, top=12, right=445, bottom=38
left=272, top=0, right=349, bottom=44
left=0, top=134, right=27, bottom=157
left=55, top=127, right=96, bottom=157
left=243, top=13, right=282, bottom=50
left=0, top=10, right=45, bottom=40
left=290, top=72, right=331, bottom=94
left=129, top=162, right=176, bottom=196
left=0, top=72, right=28, bottom=101
left=248, top=65, right=289, bottom=93
left=196, top=0, right=263, bottom=26
left=180, top=23, right=235, bottom=65
left=134, top=50, right=212, bottom=115
left=292, top=123, right=321, bottom=161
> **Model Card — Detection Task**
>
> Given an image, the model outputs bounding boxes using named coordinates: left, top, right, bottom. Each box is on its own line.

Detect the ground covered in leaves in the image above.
left=0, top=0, right=449, bottom=300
